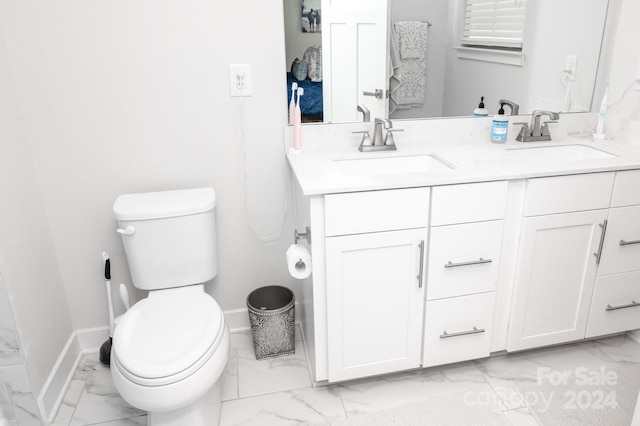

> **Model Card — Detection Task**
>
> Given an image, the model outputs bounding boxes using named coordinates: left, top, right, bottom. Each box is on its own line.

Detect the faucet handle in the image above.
left=353, top=130, right=372, bottom=149
left=514, top=122, right=530, bottom=142
left=541, top=121, right=558, bottom=136
left=384, top=129, right=403, bottom=147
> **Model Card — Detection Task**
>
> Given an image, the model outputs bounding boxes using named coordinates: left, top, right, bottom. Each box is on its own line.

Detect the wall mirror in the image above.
left=283, top=0, right=610, bottom=124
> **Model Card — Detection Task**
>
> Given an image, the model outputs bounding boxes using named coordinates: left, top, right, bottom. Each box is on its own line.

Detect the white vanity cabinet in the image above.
left=507, top=173, right=615, bottom=351
left=586, top=170, right=640, bottom=338
left=422, top=181, right=507, bottom=367
left=324, top=188, right=430, bottom=382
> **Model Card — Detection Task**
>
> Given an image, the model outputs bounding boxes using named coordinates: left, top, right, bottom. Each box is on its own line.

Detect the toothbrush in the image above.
left=594, top=81, right=609, bottom=139
left=294, top=88, right=304, bottom=150
left=289, top=82, right=298, bottom=125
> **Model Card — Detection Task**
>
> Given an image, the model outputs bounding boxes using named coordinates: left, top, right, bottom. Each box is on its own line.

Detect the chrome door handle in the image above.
left=417, top=240, right=425, bottom=288
left=593, top=219, right=608, bottom=264
left=444, top=258, right=492, bottom=268
left=619, top=239, right=640, bottom=246
left=440, top=326, right=485, bottom=339
left=363, top=89, right=383, bottom=99
left=606, top=300, right=640, bottom=311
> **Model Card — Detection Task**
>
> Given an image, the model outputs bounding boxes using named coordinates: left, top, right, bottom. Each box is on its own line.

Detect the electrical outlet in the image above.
left=229, top=64, right=252, bottom=97
left=565, top=55, right=578, bottom=81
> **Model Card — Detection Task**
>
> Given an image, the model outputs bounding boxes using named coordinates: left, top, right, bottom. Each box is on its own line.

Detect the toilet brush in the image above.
left=99, top=252, right=115, bottom=366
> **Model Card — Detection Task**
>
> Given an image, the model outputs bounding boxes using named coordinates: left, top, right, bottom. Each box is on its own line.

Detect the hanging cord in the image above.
left=558, top=70, right=589, bottom=113
left=236, top=90, right=289, bottom=244
left=607, top=79, right=640, bottom=110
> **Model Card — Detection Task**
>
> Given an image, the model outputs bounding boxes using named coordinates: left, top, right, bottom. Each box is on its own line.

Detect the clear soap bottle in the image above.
left=491, top=103, right=509, bottom=143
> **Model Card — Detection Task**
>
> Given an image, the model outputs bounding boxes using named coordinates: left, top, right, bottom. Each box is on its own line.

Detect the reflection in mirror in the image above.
left=283, top=0, right=609, bottom=124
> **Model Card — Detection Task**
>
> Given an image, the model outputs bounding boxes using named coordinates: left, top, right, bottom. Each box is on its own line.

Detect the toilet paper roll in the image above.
left=286, top=244, right=312, bottom=279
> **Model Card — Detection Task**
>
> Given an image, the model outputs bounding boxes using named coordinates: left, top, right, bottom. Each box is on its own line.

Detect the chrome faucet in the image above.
left=357, top=104, right=371, bottom=122
left=515, top=110, right=560, bottom=142
left=372, top=118, right=391, bottom=146
left=499, top=99, right=520, bottom=115
left=352, top=117, right=401, bottom=152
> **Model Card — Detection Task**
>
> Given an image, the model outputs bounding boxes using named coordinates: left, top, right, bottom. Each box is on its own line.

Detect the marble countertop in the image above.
left=287, top=133, right=640, bottom=196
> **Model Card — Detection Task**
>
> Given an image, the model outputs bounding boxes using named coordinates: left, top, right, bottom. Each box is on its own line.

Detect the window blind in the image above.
left=461, top=0, right=527, bottom=50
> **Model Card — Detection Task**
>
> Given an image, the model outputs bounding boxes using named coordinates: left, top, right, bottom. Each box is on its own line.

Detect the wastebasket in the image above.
left=246, top=285, right=295, bottom=360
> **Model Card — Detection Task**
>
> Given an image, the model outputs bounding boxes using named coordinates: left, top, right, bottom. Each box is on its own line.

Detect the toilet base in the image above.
left=147, top=382, right=221, bottom=426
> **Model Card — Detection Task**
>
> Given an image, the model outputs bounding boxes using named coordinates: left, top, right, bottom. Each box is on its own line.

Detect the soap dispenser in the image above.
left=474, top=97, right=489, bottom=117
left=491, top=103, right=509, bottom=143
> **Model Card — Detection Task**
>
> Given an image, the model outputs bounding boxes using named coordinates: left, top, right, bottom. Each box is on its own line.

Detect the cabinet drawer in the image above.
left=598, top=205, right=640, bottom=276
left=427, top=221, right=503, bottom=300
left=325, top=188, right=430, bottom=236
left=423, top=292, right=495, bottom=368
left=524, top=173, right=614, bottom=216
left=611, top=170, right=640, bottom=207
left=585, top=271, right=640, bottom=338
left=431, top=181, right=508, bottom=226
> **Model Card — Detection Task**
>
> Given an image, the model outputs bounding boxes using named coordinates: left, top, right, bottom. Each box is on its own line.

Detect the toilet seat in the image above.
left=112, top=288, right=224, bottom=387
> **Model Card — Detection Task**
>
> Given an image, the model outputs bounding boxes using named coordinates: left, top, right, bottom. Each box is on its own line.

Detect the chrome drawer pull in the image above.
left=606, top=300, right=640, bottom=312
left=417, top=240, right=425, bottom=288
left=593, top=220, right=608, bottom=264
left=440, top=326, right=485, bottom=339
left=444, top=258, right=492, bottom=269
left=619, top=239, right=640, bottom=246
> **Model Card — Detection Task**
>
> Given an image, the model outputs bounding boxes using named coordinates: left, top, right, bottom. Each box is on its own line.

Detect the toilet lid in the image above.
left=113, top=289, right=223, bottom=380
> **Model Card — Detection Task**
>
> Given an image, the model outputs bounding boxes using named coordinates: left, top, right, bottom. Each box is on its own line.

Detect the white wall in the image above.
left=598, top=0, right=640, bottom=125
left=0, top=19, right=73, bottom=395
left=443, top=0, right=608, bottom=117
left=0, top=0, right=296, bottom=337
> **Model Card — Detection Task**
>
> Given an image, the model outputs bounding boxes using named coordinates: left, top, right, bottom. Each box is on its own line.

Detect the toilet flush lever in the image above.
left=116, top=225, right=136, bottom=236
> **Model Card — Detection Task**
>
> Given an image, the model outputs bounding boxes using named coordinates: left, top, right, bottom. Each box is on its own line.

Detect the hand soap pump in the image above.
left=491, top=103, right=509, bottom=143
left=474, top=96, right=489, bottom=117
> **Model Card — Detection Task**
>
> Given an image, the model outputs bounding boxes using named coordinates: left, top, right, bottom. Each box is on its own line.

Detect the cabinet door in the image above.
left=586, top=271, right=640, bottom=338
left=598, top=205, right=640, bottom=276
left=507, top=209, right=608, bottom=351
left=325, top=229, right=427, bottom=381
left=427, top=220, right=503, bottom=300
left=423, top=292, right=495, bottom=368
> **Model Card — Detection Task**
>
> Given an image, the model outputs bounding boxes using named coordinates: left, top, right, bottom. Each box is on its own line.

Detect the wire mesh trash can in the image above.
left=246, top=285, right=295, bottom=360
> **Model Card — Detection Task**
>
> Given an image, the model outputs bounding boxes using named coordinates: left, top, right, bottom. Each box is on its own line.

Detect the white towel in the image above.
left=392, top=21, right=428, bottom=108
left=388, top=20, right=402, bottom=113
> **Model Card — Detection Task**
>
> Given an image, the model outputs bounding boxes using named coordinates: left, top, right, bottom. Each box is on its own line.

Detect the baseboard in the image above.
left=37, top=332, right=82, bottom=423
left=224, top=308, right=250, bottom=332
left=76, top=326, right=110, bottom=353
left=37, top=327, right=110, bottom=423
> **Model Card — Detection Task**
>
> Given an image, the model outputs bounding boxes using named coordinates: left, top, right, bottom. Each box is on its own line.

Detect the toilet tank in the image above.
left=113, top=188, right=218, bottom=291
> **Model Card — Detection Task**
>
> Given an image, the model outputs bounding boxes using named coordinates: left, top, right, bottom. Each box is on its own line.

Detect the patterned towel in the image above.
left=394, top=21, right=428, bottom=59
left=391, top=21, right=428, bottom=108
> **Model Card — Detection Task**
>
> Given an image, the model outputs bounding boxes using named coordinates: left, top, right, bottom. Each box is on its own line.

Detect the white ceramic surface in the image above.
left=286, top=113, right=640, bottom=196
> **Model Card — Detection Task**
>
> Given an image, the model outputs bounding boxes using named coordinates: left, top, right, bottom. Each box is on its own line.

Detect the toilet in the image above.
left=110, top=187, right=229, bottom=426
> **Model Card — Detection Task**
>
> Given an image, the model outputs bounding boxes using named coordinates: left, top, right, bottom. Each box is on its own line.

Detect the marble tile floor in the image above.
left=49, top=329, right=640, bottom=426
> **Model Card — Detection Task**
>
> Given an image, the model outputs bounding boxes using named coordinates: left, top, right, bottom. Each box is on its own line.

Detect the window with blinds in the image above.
left=461, top=0, right=528, bottom=51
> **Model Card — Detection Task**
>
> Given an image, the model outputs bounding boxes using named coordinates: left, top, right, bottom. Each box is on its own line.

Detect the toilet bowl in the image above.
left=112, top=286, right=229, bottom=411
left=110, top=188, right=227, bottom=426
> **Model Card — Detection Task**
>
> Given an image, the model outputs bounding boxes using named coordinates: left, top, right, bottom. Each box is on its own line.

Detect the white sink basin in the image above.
left=333, top=154, right=455, bottom=176
left=503, top=144, right=617, bottom=161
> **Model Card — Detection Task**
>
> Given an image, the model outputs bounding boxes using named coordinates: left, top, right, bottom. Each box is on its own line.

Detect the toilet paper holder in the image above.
left=294, top=227, right=311, bottom=244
